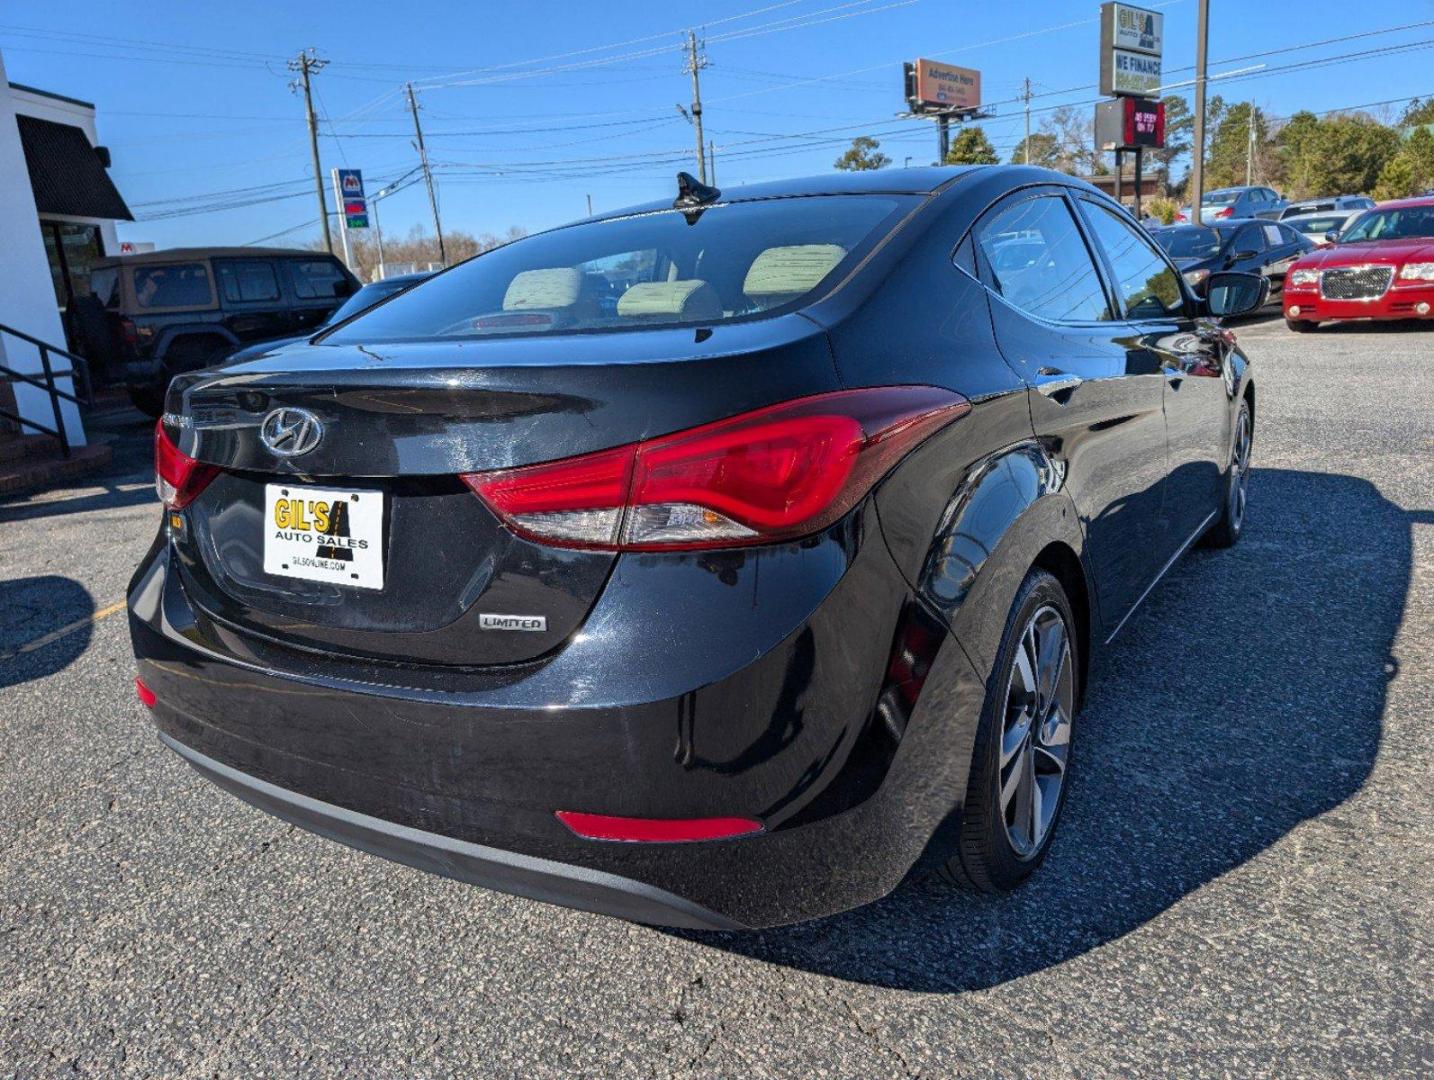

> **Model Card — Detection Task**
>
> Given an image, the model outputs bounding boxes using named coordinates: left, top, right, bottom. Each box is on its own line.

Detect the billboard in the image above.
left=904, top=59, right=981, bottom=113
left=1100, top=2, right=1163, bottom=97
left=1096, top=97, right=1166, bottom=150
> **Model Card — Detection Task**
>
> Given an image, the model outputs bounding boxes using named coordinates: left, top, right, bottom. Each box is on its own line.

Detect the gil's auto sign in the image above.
left=1099, top=2, right=1163, bottom=97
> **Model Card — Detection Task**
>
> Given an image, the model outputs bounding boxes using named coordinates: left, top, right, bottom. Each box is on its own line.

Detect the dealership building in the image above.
left=0, top=46, right=133, bottom=451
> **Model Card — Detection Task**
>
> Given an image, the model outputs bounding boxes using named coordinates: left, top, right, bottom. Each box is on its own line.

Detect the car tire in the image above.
left=126, top=384, right=166, bottom=418
left=942, top=568, right=1078, bottom=892
left=1202, top=397, right=1252, bottom=549
left=1284, top=318, right=1318, bottom=333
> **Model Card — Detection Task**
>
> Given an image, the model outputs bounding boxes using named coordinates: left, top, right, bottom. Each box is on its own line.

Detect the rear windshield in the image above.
left=1287, top=215, right=1349, bottom=236
left=1153, top=226, right=1222, bottom=259
left=133, top=263, right=213, bottom=309
left=1202, top=190, right=1242, bottom=207
left=324, top=195, right=917, bottom=343
left=90, top=267, right=120, bottom=309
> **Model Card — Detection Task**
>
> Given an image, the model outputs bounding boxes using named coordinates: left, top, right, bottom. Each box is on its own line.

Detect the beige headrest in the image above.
left=502, top=268, right=582, bottom=310
left=616, top=280, right=723, bottom=321
left=743, top=244, right=846, bottom=298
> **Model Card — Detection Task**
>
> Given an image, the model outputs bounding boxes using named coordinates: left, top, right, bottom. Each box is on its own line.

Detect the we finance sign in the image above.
left=1100, top=2, right=1163, bottom=97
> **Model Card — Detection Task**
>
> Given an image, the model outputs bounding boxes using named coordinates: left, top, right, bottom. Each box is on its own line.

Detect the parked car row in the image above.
left=1153, top=191, right=1434, bottom=333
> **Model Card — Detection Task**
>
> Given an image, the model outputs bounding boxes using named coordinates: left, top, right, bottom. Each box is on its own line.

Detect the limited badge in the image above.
left=479, top=613, right=547, bottom=632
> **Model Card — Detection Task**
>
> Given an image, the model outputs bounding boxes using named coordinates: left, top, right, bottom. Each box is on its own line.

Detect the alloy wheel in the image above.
left=1229, top=406, right=1252, bottom=531
left=999, top=604, right=1074, bottom=859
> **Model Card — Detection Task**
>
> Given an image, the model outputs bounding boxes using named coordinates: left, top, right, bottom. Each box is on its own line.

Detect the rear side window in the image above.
left=976, top=195, right=1111, bottom=323
left=324, top=195, right=917, bottom=342
left=90, top=267, right=120, bottom=309
left=1232, top=224, right=1267, bottom=254
left=133, top=263, right=213, bottom=309
left=1081, top=202, right=1184, bottom=319
left=289, top=259, right=349, bottom=300
left=217, top=261, right=280, bottom=303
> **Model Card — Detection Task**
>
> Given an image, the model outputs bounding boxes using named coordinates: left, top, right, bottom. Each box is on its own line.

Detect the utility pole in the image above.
left=684, top=31, right=708, bottom=183
left=1023, top=77, right=1033, bottom=164
left=1245, top=106, right=1257, bottom=185
left=708, top=139, right=717, bottom=185
left=1190, top=0, right=1210, bottom=217
left=586, top=193, right=593, bottom=217
left=289, top=49, right=332, bottom=255
left=406, top=82, right=447, bottom=267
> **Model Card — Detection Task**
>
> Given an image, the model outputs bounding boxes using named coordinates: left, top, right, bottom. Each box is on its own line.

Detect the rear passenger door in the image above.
left=973, top=188, right=1170, bottom=630
left=1263, top=223, right=1309, bottom=298
left=214, top=258, right=289, bottom=345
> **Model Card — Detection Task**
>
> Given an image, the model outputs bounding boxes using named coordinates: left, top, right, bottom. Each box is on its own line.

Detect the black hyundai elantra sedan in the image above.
left=129, top=166, right=1264, bottom=929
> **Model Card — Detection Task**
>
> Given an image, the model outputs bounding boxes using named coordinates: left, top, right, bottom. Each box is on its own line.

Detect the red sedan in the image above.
left=1281, top=196, right=1434, bottom=331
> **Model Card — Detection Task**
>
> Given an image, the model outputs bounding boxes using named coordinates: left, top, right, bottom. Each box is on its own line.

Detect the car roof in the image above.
left=585, top=165, right=1111, bottom=224
left=589, top=165, right=992, bottom=221
left=93, top=246, right=329, bottom=268
left=1373, top=195, right=1434, bottom=210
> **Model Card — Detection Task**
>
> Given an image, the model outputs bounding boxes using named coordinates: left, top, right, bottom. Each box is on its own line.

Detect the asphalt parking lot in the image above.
left=2, top=316, right=1431, bottom=1079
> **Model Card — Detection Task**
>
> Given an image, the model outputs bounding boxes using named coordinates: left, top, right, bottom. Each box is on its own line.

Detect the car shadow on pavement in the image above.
left=676, top=467, right=1410, bottom=992
left=0, top=575, right=97, bottom=689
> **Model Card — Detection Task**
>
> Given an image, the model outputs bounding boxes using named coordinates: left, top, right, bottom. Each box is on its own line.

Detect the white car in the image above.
left=1281, top=208, right=1365, bottom=247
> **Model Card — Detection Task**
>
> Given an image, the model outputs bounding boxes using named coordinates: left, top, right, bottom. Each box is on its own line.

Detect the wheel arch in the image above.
left=893, top=438, right=1094, bottom=683
left=155, top=324, right=239, bottom=365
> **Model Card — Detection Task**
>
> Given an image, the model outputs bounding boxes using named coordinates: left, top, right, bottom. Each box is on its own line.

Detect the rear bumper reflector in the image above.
left=135, top=677, right=157, bottom=709
left=555, top=810, right=764, bottom=843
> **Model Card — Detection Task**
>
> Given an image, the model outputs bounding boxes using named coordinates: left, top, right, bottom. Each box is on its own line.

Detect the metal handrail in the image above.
left=0, top=321, right=94, bottom=458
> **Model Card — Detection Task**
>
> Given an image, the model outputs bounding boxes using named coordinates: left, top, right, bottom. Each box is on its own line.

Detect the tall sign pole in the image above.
left=684, top=31, right=709, bottom=184
left=1190, top=0, right=1210, bottom=217
left=289, top=50, right=332, bottom=255
left=330, top=170, right=352, bottom=269
left=406, top=83, right=447, bottom=267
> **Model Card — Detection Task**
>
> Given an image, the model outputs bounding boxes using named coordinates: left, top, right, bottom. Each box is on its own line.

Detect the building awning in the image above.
left=16, top=114, right=132, bottom=222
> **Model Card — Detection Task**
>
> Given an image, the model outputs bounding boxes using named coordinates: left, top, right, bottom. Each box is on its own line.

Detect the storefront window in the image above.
left=39, top=221, right=105, bottom=313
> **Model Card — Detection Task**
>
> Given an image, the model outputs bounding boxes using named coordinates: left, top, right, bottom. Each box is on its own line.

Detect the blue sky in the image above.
left=3, top=0, right=1432, bottom=251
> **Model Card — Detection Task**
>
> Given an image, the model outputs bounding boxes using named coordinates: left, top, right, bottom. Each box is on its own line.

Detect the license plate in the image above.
left=263, top=483, right=384, bottom=590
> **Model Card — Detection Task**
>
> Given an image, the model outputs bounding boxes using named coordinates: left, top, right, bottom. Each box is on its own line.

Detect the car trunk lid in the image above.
left=164, top=318, right=838, bottom=667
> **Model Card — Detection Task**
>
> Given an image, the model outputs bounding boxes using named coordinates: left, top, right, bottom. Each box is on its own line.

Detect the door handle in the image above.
left=1034, top=367, right=1083, bottom=399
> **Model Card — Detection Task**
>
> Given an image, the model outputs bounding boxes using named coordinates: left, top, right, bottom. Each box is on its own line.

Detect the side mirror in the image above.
left=1205, top=271, right=1269, bottom=318
left=1324, top=230, right=1341, bottom=244
left=1229, top=249, right=1258, bottom=262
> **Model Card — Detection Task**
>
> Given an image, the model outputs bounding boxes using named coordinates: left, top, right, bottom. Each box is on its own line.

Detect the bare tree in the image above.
left=319, top=224, right=527, bottom=282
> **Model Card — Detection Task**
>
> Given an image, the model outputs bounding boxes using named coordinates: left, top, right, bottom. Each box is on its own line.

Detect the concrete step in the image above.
left=0, top=433, right=63, bottom=466
left=0, top=442, right=113, bottom=498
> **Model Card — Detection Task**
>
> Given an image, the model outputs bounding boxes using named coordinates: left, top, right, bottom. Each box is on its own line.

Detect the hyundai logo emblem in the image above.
left=260, top=407, right=323, bottom=457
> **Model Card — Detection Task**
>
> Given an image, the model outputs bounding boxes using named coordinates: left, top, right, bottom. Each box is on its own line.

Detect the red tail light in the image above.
left=1215, top=206, right=1234, bottom=219
left=462, top=386, right=970, bottom=551
left=555, top=810, right=763, bottom=843
left=154, top=421, right=219, bottom=510
left=118, top=317, right=139, bottom=350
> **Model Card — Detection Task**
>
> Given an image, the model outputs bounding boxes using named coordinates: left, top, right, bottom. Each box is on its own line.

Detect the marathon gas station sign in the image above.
left=334, top=168, right=368, bottom=229
left=1100, top=2, right=1163, bottom=97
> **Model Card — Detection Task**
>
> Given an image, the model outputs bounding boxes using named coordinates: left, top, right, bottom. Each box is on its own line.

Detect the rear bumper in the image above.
left=161, top=732, right=742, bottom=929
left=129, top=516, right=986, bottom=927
